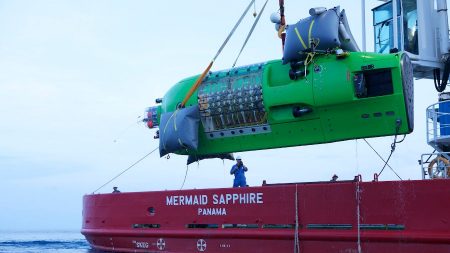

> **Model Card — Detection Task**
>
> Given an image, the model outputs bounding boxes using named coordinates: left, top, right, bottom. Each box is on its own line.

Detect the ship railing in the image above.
left=420, top=152, right=450, bottom=180
left=426, top=101, right=450, bottom=154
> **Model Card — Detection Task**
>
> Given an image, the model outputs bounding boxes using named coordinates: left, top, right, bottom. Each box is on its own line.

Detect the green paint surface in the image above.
left=156, top=52, right=413, bottom=155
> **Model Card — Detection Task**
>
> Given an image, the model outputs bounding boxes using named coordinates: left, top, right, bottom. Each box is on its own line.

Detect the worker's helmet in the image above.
left=236, top=155, right=242, bottom=160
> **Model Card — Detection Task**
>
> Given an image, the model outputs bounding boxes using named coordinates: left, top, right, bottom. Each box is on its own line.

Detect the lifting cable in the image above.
left=363, top=138, right=403, bottom=180
left=294, top=184, right=300, bottom=253
left=113, top=116, right=142, bottom=143
left=355, top=139, right=359, bottom=173
left=181, top=0, right=256, bottom=107
left=362, top=121, right=405, bottom=180
left=180, top=165, right=190, bottom=190
left=232, top=0, right=269, bottom=68
left=378, top=132, right=405, bottom=178
left=355, top=178, right=362, bottom=253
left=92, top=146, right=159, bottom=193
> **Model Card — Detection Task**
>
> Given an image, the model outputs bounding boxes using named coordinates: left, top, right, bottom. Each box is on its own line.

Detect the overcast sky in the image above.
left=0, top=0, right=443, bottom=231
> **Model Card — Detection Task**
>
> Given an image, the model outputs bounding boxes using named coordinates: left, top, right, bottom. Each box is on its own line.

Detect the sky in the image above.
left=0, top=0, right=445, bottom=231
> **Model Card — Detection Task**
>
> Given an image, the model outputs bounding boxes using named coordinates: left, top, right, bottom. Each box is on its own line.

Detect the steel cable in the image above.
left=232, top=0, right=269, bottom=68
left=92, top=146, right=159, bottom=193
left=181, top=0, right=255, bottom=107
left=363, top=139, right=403, bottom=180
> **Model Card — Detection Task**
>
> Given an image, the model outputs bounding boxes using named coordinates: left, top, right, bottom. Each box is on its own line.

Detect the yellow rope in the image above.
left=294, top=27, right=307, bottom=50
left=308, top=19, right=315, bottom=44
left=304, top=53, right=314, bottom=66
left=277, top=24, right=286, bottom=39
left=162, top=109, right=180, bottom=151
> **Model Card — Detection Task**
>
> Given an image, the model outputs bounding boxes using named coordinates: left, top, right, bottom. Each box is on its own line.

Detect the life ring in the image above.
left=428, top=156, right=450, bottom=179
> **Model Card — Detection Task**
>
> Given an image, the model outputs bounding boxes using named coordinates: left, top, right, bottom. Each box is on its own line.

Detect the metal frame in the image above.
left=425, top=101, right=450, bottom=147
left=420, top=152, right=450, bottom=179
left=362, top=0, right=449, bottom=79
left=423, top=100, right=450, bottom=180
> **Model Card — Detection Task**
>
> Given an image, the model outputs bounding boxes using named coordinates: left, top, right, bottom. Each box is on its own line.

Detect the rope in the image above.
left=213, top=0, right=255, bottom=62
left=113, top=116, right=142, bottom=143
left=304, top=52, right=316, bottom=66
left=377, top=148, right=395, bottom=177
left=294, top=27, right=307, bottom=50
left=363, top=139, right=403, bottom=180
left=303, top=52, right=316, bottom=78
left=232, top=0, right=269, bottom=68
left=92, top=146, right=159, bottom=193
left=162, top=109, right=180, bottom=150
left=180, top=165, right=190, bottom=190
left=377, top=123, right=404, bottom=179
left=356, top=178, right=362, bottom=253
left=294, top=184, right=300, bottom=253
left=180, top=0, right=255, bottom=107
left=277, top=24, right=286, bottom=38
left=355, top=139, right=359, bottom=173
left=181, top=62, right=213, bottom=107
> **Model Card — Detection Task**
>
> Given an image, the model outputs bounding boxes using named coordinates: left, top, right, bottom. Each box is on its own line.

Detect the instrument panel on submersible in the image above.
left=198, top=64, right=269, bottom=139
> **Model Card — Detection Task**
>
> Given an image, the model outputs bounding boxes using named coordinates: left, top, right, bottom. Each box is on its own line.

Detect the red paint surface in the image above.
left=81, top=179, right=450, bottom=252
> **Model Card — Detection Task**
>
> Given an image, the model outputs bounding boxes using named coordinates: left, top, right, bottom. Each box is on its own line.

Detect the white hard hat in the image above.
left=236, top=155, right=242, bottom=160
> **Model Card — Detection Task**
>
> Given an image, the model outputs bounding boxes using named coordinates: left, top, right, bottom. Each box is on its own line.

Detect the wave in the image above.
left=0, top=239, right=90, bottom=249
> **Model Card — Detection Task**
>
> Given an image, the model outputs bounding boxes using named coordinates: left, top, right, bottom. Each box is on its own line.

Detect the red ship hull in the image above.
left=81, top=178, right=450, bottom=252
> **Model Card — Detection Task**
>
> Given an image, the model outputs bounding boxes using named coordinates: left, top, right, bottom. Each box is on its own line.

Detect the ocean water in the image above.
left=0, top=231, right=94, bottom=253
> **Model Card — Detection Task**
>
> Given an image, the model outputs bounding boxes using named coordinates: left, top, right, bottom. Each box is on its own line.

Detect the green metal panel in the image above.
left=154, top=52, right=413, bottom=156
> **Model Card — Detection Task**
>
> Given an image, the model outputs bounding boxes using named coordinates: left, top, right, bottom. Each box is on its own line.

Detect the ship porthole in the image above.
left=148, top=207, right=155, bottom=215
